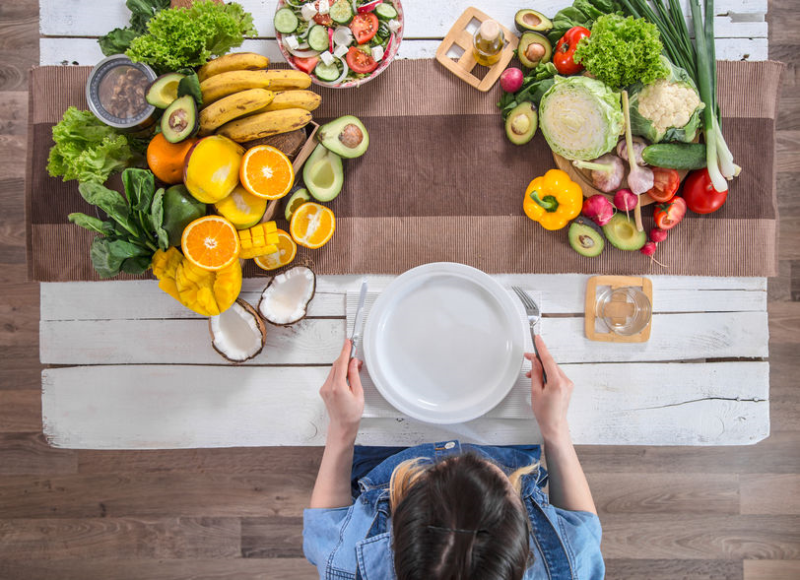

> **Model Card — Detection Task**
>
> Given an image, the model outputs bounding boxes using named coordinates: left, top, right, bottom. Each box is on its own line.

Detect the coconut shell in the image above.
left=258, top=265, right=316, bottom=327
left=208, top=298, right=267, bottom=363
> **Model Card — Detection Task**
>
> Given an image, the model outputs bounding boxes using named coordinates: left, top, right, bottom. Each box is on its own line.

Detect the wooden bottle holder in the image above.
left=435, top=7, right=519, bottom=92
left=585, top=275, right=653, bottom=343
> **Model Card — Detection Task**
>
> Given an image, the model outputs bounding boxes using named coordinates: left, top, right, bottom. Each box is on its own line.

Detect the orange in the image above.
left=181, top=215, right=241, bottom=271
left=254, top=229, right=298, bottom=271
left=147, top=133, right=197, bottom=184
left=289, top=202, right=335, bottom=249
left=239, top=145, right=294, bottom=200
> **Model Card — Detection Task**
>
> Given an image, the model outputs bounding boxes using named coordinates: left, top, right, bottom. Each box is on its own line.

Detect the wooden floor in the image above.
left=1, top=0, right=798, bottom=578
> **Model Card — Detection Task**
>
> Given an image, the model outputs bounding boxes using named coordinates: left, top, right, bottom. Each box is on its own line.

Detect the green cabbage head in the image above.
left=539, top=76, right=624, bottom=161
left=628, top=57, right=705, bottom=143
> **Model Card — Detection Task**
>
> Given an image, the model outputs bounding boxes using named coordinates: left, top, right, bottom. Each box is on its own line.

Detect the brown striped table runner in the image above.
left=26, top=59, right=783, bottom=281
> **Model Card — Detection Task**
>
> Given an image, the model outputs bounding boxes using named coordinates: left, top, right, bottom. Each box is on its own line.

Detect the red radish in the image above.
left=649, top=228, right=668, bottom=243
left=329, top=28, right=335, bottom=52
left=641, top=242, right=657, bottom=256
left=582, top=194, right=615, bottom=226
left=614, top=188, right=638, bottom=211
left=357, top=0, right=383, bottom=13
left=500, top=67, right=524, bottom=93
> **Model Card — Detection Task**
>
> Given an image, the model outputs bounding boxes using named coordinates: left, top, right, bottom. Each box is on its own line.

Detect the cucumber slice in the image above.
left=274, top=8, right=299, bottom=34
left=314, top=61, right=341, bottom=82
left=308, top=25, right=330, bottom=52
left=330, top=0, right=353, bottom=24
left=375, top=3, right=397, bottom=20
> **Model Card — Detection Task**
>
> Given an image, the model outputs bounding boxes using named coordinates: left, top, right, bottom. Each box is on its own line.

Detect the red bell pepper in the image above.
left=553, top=26, right=590, bottom=75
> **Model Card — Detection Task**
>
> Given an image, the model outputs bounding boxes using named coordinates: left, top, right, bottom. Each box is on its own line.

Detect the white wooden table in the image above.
left=38, top=0, right=770, bottom=449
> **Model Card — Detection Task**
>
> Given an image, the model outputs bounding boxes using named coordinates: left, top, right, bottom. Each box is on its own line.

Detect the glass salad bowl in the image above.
left=274, top=0, right=404, bottom=89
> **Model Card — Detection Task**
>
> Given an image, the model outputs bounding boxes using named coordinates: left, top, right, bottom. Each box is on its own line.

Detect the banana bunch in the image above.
left=198, top=53, right=322, bottom=141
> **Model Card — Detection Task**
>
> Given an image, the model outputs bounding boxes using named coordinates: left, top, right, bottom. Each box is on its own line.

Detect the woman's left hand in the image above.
left=319, top=339, right=364, bottom=438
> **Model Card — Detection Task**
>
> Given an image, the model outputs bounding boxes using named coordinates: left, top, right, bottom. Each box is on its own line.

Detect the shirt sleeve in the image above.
left=553, top=508, right=605, bottom=580
left=303, top=507, right=351, bottom=570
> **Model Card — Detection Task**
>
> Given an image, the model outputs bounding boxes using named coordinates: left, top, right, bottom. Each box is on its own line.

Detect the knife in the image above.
left=350, top=281, right=368, bottom=360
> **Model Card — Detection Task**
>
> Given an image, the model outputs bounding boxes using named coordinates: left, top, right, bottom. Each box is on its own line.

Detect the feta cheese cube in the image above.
left=284, top=35, right=300, bottom=49
left=333, top=44, right=349, bottom=59
left=317, top=0, right=330, bottom=15
left=388, top=19, right=401, bottom=34
left=300, top=3, right=318, bottom=21
left=371, top=45, right=384, bottom=62
left=320, top=50, right=335, bottom=66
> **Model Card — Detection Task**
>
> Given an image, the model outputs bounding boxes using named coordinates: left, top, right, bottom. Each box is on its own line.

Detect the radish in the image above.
left=649, top=228, right=668, bottom=243
left=357, top=0, right=383, bottom=13
left=500, top=67, right=524, bottom=93
left=641, top=242, right=657, bottom=256
left=582, top=194, right=615, bottom=227
left=614, top=187, right=638, bottom=221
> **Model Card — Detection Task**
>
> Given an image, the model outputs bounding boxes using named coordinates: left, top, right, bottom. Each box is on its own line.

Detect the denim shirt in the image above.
left=303, top=441, right=605, bottom=580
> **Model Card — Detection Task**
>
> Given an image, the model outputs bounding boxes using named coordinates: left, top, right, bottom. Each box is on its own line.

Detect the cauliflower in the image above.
left=628, top=57, right=705, bottom=143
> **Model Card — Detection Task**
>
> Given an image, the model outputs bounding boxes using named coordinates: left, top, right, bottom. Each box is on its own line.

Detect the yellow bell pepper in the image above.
left=522, top=169, right=583, bottom=231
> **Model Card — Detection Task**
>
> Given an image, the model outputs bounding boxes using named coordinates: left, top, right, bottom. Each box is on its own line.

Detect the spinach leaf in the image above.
left=177, top=73, right=203, bottom=108
left=78, top=182, right=139, bottom=238
left=90, top=238, right=126, bottom=278
left=121, top=255, right=153, bottom=275
left=122, top=167, right=156, bottom=212
left=68, top=213, right=114, bottom=236
left=150, top=187, right=170, bottom=250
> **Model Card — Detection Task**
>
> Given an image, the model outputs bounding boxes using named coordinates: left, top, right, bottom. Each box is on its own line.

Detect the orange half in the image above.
left=289, top=202, right=335, bottom=249
left=254, top=229, right=298, bottom=271
left=181, top=215, right=241, bottom=271
left=240, top=145, right=295, bottom=200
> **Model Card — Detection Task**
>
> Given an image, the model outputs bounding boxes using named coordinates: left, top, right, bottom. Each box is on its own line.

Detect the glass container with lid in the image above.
left=86, top=54, right=157, bottom=132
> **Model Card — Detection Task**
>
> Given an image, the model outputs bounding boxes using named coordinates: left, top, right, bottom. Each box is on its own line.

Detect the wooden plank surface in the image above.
left=41, top=361, right=769, bottom=448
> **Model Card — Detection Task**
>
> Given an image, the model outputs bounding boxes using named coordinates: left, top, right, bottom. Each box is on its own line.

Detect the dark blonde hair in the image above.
left=390, top=453, right=536, bottom=580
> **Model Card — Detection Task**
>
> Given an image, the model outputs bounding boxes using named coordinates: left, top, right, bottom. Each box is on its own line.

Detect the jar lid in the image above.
left=478, top=20, right=501, bottom=40
left=86, top=54, right=157, bottom=129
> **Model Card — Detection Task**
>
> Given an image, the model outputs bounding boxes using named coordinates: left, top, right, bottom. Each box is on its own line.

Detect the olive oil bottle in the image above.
left=472, top=20, right=505, bottom=66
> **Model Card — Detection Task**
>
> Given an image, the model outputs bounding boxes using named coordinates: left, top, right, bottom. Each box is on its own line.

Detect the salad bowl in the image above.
left=274, top=0, right=404, bottom=89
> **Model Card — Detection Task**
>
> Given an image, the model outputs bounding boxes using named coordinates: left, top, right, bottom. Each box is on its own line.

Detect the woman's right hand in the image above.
left=525, top=335, right=574, bottom=443
left=319, top=339, right=364, bottom=440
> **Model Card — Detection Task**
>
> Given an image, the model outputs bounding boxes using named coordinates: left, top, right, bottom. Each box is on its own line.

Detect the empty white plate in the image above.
left=363, top=263, right=524, bottom=424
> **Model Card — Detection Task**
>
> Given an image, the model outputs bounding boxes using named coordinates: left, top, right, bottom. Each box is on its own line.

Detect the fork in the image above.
left=512, top=286, right=547, bottom=385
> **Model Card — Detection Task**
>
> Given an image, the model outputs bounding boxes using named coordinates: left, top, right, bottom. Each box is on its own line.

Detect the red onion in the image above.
left=357, top=0, right=383, bottom=13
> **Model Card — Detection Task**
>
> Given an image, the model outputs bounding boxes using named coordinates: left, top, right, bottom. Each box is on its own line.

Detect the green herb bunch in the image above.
left=574, top=13, right=669, bottom=89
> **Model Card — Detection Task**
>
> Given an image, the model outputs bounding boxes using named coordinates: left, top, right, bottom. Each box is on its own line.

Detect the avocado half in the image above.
left=317, top=115, right=369, bottom=159
left=146, top=72, right=185, bottom=109
left=161, top=94, right=198, bottom=143
left=568, top=217, right=605, bottom=257
left=515, top=9, right=553, bottom=34
left=284, top=188, right=311, bottom=221
left=505, top=102, right=537, bottom=145
left=518, top=32, right=553, bottom=69
left=602, top=213, right=647, bottom=251
left=303, top=144, right=344, bottom=202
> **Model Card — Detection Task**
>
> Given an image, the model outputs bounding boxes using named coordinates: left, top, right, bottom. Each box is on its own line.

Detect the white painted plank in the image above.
left=39, top=0, right=767, bottom=37
left=40, top=276, right=766, bottom=321
left=41, top=361, right=769, bottom=448
left=40, top=309, right=768, bottom=365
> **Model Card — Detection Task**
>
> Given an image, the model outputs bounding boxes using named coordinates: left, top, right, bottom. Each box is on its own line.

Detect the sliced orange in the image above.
left=239, top=145, right=294, bottom=200
left=290, top=202, right=335, bottom=249
left=181, top=215, right=241, bottom=271
left=254, top=229, right=298, bottom=271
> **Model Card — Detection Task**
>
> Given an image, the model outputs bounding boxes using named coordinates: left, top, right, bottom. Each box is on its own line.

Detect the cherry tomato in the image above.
left=646, top=167, right=681, bottom=203
left=654, top=197, right=687, bottom=230
left=293, top=56, right=319, bottom=74
left=346, top=46, right=378, bottom=74
left=682, top=168, right=729, bottom=214
left=350, top=13, right=379, bottom=44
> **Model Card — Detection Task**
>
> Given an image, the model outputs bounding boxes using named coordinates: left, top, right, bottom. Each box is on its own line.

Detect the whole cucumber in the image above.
left=642, top=143, right=707, bottom=170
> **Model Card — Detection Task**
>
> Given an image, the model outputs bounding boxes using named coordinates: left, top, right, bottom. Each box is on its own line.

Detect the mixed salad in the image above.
left=274, top=0, right=403, bottom=86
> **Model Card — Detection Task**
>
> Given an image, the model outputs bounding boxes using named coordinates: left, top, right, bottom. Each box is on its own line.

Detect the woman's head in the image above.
left=390, top=453, right=533, bottom=580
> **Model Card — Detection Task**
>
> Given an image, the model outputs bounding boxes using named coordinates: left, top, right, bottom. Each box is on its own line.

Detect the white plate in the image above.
left=363, top=263, right=525, bottom=424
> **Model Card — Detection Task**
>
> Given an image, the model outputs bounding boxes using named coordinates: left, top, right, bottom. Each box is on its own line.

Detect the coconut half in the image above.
left=258, top=265, right=316, bottom=326
left=208, top=299, right=267, bottom=362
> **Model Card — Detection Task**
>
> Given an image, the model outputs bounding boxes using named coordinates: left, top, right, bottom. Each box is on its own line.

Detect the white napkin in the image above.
left=346, top=288, right=542, bottom=420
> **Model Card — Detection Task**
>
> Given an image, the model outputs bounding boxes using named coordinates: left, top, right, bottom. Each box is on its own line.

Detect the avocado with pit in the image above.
left=505, top=102, right=538, bottom=145
left=317, top=115, right=369, bottom=159
left=515, top=9, right=553, bottom=34
left=569, top=217, right=605, bottom=257
left=146, top=73, right=186, bottom=109
left=303, top=144, right=344, bottom=202
left=284, top=188, right=312, bottom=221
left=161, top=94, right=198, bottom=143
left=517, top=32, right=553, bottom=69
left=602, top=213, right=647, bottom=251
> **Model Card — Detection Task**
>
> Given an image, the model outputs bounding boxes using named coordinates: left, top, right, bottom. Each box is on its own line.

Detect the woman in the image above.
left=303, top=336, right=604, bottom=579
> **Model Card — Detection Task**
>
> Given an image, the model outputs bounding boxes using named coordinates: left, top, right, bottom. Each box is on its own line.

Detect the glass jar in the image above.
left=473, top=20, right=505, bottom=67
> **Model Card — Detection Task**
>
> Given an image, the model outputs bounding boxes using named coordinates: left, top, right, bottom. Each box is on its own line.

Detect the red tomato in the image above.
left=293, top=56, right=319, bottom=74
left=682, top=168, right=729, bottom=214
left=350, top=13, right=379, bottom=44
left=654, top=197, right=687, bottom=230
left=346, top=46, right=378, bottom=74
left=646, top=167, right=681, bottom=203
